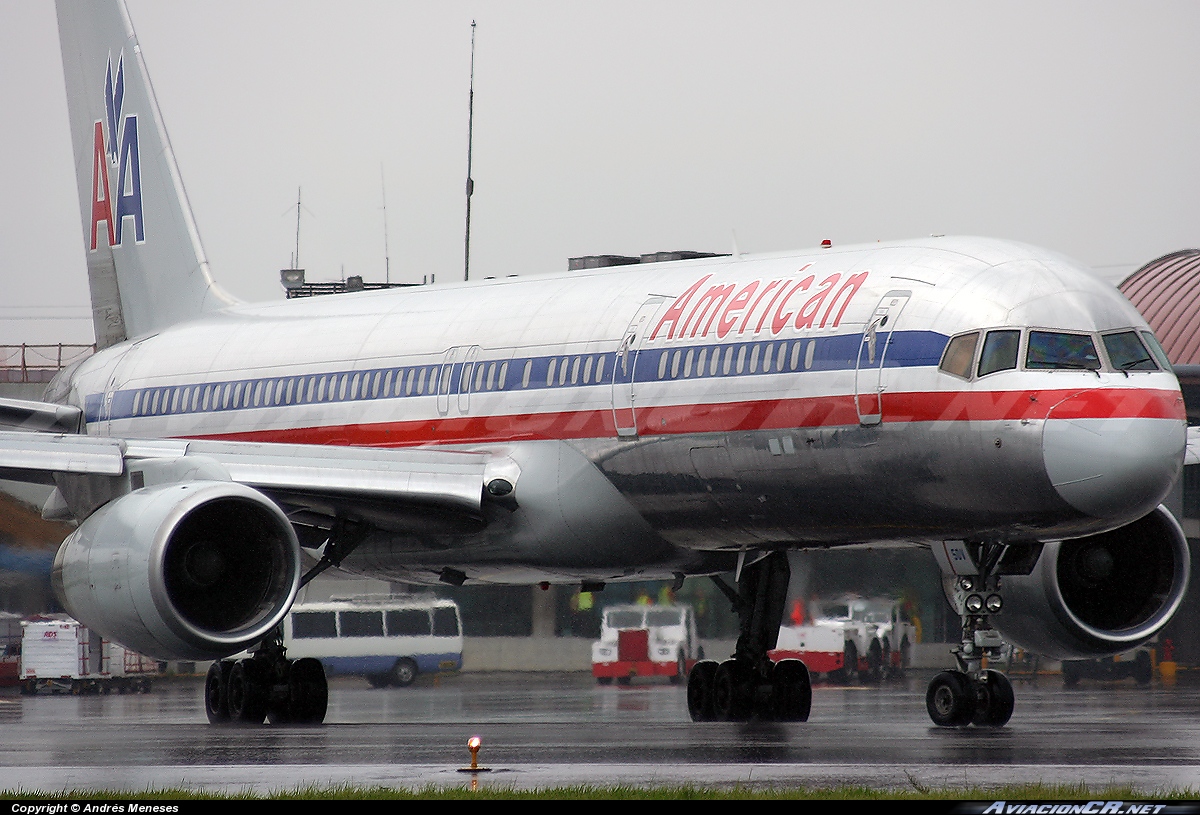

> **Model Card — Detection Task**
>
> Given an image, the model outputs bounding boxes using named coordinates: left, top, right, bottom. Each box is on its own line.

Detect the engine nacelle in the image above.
left=992, top=505, right=1190, bottom=659
left=52, top=481, right=301, bottom=661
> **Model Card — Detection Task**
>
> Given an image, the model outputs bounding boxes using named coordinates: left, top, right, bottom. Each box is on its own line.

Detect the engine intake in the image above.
left=52, top=481, right=301, bottom=661
left=993, top=505, right=1190, bottom=659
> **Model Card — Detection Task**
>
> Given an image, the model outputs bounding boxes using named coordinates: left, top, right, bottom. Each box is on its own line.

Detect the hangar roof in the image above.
left=1120, top=249, right=1200, bottom=366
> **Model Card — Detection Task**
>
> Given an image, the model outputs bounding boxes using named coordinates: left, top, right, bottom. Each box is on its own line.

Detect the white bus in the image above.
left=283, top=596, right=463, bottom=687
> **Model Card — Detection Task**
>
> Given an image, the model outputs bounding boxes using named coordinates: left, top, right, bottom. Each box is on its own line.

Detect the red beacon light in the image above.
left=820, top=239, right=832, bottom=248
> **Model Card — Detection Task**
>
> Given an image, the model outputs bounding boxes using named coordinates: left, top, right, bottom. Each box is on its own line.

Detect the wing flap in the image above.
left=0, top=431, right=125, bottom=475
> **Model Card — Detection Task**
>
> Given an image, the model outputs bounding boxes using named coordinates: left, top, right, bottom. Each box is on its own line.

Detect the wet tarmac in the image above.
left=3, top=669, right=1200, bottom=795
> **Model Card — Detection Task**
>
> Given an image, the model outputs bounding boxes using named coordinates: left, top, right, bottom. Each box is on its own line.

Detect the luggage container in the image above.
left=20, top=617, right=157, bottom=695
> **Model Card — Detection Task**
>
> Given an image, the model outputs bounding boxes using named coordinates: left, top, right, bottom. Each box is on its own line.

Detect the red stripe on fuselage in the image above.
left=185, top=387, right=1184, bottom=448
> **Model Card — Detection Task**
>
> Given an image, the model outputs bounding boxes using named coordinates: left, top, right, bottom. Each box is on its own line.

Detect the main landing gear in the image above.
left=927, top=540, right=1015, bottom=728
left=687, top=552, right=812, bottom=722
left=205, top=628, right=328, bottom=725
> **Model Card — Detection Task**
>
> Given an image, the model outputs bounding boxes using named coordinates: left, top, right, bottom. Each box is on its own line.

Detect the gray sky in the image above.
left=4, top=1, right=1200, bottom=345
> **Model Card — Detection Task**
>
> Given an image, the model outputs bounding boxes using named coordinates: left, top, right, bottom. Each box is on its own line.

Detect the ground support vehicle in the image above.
left=592, top=604, right=703, bottom=685
left=769, top=623, right=858, bottom=682
left=281, top=595, right=462, bottom=688
left=20, top=618, right=157, bottom=695
left=771, top=598, right=915, bottom=684
left=1062, top=649, right=1153, bottom=687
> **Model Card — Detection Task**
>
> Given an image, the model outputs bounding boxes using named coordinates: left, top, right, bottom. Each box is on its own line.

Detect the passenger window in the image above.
left=499, top=361, right=509, bottom=389
left=594, top=356, right=604, bottom=383
left=939, top=332, right=979, bottom=379
left=1103, top=331, right=1158, bottom=372
left=978, top=330, right=1021, bottom=377
left=292, top=611, right=337, bottom=639
left=658, top=352, right=669, bottom=379
left=486, top=362, right=497, bottom=390
left=339, top=611, right=384, bottom=637
left=1026, top=331, right=1100, bottom=370
left=387, top=609, right=431, bottom=637
left=432, top=607, right=460, bottom=637
left=522, top=360, right=532, bottom=388
left=474, top=363, right=486, bottom=392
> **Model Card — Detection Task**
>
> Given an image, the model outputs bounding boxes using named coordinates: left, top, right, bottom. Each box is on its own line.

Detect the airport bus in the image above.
left=282, top=596, right=463, bottom=687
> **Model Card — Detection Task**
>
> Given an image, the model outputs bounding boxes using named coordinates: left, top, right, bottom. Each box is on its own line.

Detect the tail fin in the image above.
left=56, top=0, right=236, bottom=350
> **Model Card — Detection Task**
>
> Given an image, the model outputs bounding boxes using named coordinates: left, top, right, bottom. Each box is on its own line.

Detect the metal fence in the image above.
left=0, top=345, right=95, bottom=384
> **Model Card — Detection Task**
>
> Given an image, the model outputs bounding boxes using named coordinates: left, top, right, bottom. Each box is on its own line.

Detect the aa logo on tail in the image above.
left=89, top=52, right=144, bottom=251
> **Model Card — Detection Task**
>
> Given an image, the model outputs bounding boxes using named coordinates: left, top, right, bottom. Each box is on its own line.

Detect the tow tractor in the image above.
left=591, top=604, right=704, bottom=685
left=769, top=596, right=915, bottom=683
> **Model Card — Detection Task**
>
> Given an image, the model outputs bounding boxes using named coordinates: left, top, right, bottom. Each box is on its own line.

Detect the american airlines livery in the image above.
left=2, top=0, right=1188, bottom=728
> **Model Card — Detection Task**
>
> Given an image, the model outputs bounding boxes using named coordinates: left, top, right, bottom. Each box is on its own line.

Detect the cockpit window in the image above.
left=1102, top=331, right=1158, bottom=372
left=1026, top=331, right=1101, bottom=370
left=938, top=332, right=979, bottom=379
left=978, top=330, right=1020, bottom=377
left=1141, top=331, right=1174, bottom=373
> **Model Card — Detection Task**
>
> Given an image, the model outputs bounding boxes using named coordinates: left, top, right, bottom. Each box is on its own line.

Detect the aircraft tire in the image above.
left=227, top=660, right=268, bottom=724
left=771, top=658, right=812, bottom=722
left=713, top=660, right=754, bottom=721
left=971, top=670, right=1015, bottom=727
left=926, top=670, right=976, bottom=727
left=288, top=658, right=328, bottom=724
left=204, top=661, right=232, bottom=724
left=686, top=659, right=719, bottom=722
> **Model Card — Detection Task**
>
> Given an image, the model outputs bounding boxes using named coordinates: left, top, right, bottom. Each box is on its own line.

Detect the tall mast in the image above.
left=463, top=20, right=476, bottom=282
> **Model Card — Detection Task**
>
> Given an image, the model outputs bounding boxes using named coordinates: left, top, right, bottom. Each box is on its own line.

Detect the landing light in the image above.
left=965, top=594, right=984, bottom=613
left=986, top=595, right=1003, bottom=613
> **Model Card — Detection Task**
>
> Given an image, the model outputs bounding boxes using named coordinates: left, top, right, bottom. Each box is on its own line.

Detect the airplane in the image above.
left=0, top=0, right=1188, bottom=728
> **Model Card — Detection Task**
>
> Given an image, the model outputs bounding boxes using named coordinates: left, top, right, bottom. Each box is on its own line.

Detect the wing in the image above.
left=0, top=427, right=508, bottom=535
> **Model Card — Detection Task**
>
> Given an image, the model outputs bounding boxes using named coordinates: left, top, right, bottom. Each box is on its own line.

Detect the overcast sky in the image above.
left=4, top=1, right=1200, bottom=344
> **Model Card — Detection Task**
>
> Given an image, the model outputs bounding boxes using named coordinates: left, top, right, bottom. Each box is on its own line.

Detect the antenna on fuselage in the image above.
left=463, top=20, right=477, bottom=282
left=381, top=165, right=391, bottom=284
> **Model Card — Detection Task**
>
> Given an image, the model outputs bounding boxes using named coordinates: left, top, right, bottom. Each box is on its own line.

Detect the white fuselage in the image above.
left=53, top=236, right=1186, bottom=582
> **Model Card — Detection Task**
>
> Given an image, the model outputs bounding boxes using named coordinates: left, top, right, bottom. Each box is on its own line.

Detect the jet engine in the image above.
left=51, top=481, right=301, bottom=661
left=992, top=505, right=1190, bottom=659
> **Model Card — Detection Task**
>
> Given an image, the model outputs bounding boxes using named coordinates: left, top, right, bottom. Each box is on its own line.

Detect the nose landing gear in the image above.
left=928, top=541, right=1015, bottom=728
left=686, top=552, right=812, bottom=723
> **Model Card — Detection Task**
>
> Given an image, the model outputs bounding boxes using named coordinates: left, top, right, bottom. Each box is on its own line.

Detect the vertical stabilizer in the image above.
left=56, top=0, right=236, bottom=349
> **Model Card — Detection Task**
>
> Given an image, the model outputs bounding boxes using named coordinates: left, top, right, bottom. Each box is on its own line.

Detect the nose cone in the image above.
left=1042, top=392, right=1184, bottom=521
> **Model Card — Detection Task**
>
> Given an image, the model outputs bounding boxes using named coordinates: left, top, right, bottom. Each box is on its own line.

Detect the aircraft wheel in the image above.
left=288, top=658, right=328, bottom=724
left=926, top=670, right=976, bottom=727
left=204, top=661, right=232, bottom=724
left=227, top=660, right=268, bottom=724
left=391, top=658, right=418, bottom=687
left=713, top=659, right=754, bottom=721
left=972, top=670, right=1014, bottom=727
left=596, top=676, right=613, bottom=686
left=771, top=658, right=812, bottom=722
left=1062, top=660, right=1081, bottom=688
left=686, top=659, right=719, bottom=722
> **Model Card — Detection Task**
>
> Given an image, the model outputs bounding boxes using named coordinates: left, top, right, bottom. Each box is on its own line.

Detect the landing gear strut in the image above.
left=928, top=540, right=1015, bottom=728
left=686, top=552, right=811, bottom=722
left=204, top=627, right=328, bottom=725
